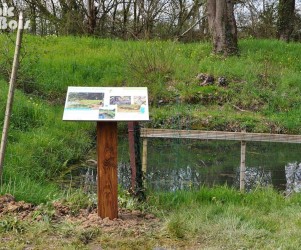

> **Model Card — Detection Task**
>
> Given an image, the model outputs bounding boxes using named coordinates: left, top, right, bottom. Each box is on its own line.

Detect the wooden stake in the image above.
left=97, top=122, right=118, bottom=219
left=142, top=138, right=148, bottom=173
left=128, top=121, right=137, bottom=191
left=240, top=130, right=247, bottom=192
left=0, top=12, right=24, bottom=178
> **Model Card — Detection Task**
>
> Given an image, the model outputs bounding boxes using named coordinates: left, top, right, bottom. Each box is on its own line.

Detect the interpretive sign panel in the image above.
left=63, top=87, right=149, bottom=121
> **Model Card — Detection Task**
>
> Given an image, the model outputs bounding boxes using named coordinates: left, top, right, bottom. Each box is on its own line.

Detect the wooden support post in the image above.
left=142, top=138, right=148, bottom=173
left=128, top=121, right=138, bottom=191
left=0, top=12, right=24, bottom=179
left=240, top=136, right=247, bottom=192
left=128, top=122, right=145, bottom=200
left=97, top=122, right=118, bottom=219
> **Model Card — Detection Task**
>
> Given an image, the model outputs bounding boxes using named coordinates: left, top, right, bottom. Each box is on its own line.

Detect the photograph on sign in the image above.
left=63, top=87, right=149, bottom=121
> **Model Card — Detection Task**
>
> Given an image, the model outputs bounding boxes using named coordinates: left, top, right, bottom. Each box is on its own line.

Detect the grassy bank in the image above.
left=0, top=78, right=95, bottom=203
left=1, top=187, right=301, bottom=249
left=2, top=35, right=301, bottom=133
left=0, top=35, right=301, bottom=200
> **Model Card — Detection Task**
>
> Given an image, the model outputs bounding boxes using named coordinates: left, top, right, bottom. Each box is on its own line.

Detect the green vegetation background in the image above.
left=1, top=35, right=301, bottom=202
left=1, top=35, right=301, bottom=249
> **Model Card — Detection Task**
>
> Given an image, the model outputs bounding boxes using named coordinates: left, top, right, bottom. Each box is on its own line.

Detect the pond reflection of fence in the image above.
left=72, top=162, right=275, bottom=193
left=141, top=129, right=301, bottom=192
left=285, top=162, right=301, bottom=195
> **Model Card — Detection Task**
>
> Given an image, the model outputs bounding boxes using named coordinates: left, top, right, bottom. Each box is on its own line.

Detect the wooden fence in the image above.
left=140, top=128, right=301, bottom=191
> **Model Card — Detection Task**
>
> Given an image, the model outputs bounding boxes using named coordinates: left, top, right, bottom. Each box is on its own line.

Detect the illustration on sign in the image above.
left=63, top=87, right=149, bottom=121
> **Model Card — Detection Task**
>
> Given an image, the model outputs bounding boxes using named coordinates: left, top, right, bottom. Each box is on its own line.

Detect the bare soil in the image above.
left=0, top=194, right=160, bottom=234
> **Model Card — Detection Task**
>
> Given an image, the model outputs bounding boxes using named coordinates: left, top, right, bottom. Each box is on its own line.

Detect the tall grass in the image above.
left=148, top=186, right=301, bottom=249
left=0, top=174, right=58, bottom=204
left=0, top=79, right=94, bottom=203
left=1, top=34, right=301, bottom=202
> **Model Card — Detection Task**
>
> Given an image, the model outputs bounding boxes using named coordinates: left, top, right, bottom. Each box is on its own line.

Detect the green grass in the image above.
left=1, top=187, right=301, bottom=249
left=1, top=35, right=301, bottom=202
left=1, top=35, right=299, bottom=132
left=146, top=187, right=301, bottom=249
left=0, top=78, right=95, bottom=203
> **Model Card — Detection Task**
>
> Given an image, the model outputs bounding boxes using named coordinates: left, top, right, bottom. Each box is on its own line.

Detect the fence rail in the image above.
left=141, top=129, right=301, bottom=144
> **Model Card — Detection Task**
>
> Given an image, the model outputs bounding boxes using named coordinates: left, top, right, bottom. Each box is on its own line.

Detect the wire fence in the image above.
left=138, top=128, right=301, bottom=193
left=64, top=129, right=301, bottom=195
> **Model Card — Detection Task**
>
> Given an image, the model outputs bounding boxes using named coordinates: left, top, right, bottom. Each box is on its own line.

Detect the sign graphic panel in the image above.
left=63, top=87, right=149, bottom=121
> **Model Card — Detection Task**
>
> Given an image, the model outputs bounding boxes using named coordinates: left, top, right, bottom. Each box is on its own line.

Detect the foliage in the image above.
left=62, top=188, right=95, bottom=215
left=1, top=35, right=301, bottom=202
left=118, top=187, right=149, bottom=212
left=0, top=216, right=26, bottom=234
left=32, top=202, right=56, bottom=222
left=0, top=164, right=60, bottom=204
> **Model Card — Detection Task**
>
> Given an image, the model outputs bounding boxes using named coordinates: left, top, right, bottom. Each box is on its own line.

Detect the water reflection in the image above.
left=143, top=139, right=301, bottom=192
left=62, top=160, right=301, bottom=195
left=234, top=167, right=272, bottom=191
left=285, top=162, right=301, bottom=194
left=60, top=137, right=301, bottom=194
left=145, top=166, right=201, bottom=191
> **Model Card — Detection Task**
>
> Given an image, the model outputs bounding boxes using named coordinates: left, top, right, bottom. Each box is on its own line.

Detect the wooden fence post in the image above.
left=142, top=138, right=148, bottom=173
left=128, top=121, right=137, bottom=191
left=240, top=130, right=247, bottom=192
left=97, top=122, right=118, bottom=219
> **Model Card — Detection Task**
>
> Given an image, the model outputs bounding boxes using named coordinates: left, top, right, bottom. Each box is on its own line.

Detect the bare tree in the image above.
left=138, top=0, right=168, bottom=39
left=8, top=0, right=300, bottom=41
left=122, top=0, right=132, bottom=38
left=207, top=0, right=238, bottom=56
left=87, top=0, right=98, bottom=34
left=277, top=0, right=295, bottom=42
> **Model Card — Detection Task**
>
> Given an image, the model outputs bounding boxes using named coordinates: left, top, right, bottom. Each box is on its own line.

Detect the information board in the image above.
left=63, top=87, right=149, bottom=121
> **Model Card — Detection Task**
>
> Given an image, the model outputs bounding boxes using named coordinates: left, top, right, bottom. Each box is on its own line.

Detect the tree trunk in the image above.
left=133, top=0, right=138, bottom=35
left=122, top=0, right=132, bottom=39
left=111, top=0, right=118, bottom=35
left=207, top=0, right=238, bottom=56
left=50, top=0, right=59, bottom=36
left=277, top=0, right=295, bottom=42
left=87, top=0, right=97, bottom=34
left=30, top=3, right=37, bottom=35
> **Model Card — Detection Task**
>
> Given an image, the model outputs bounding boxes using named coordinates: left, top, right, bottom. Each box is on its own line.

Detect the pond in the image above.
left=61, top=134, right=301, bottom=193
left=141, top=138, right=301, bottom=192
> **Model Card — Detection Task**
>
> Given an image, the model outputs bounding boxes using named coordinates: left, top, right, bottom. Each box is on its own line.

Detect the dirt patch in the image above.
left=0, top=194, right=160, bottom=233
left=0, top=194, right=35, bottom=220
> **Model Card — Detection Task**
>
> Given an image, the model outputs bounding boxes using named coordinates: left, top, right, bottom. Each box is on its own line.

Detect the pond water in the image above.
left=140, top=138, right=301, bottom=192
left=61, top=135, right=301, bottom=193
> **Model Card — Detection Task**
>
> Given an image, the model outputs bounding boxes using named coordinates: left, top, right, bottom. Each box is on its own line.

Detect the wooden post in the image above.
left=142, top=138, right=148, bottom=173
left=240, top=130, right=246, bottom=192
left=97, top=122, right=118, bottom=219
left=128, top=121, right=138, bottom=190
left=0, top=12, right=24, bottom=179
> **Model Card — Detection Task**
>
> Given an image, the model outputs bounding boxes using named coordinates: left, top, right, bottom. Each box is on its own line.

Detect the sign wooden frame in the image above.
left=63, top=87, right=149, bottom=219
